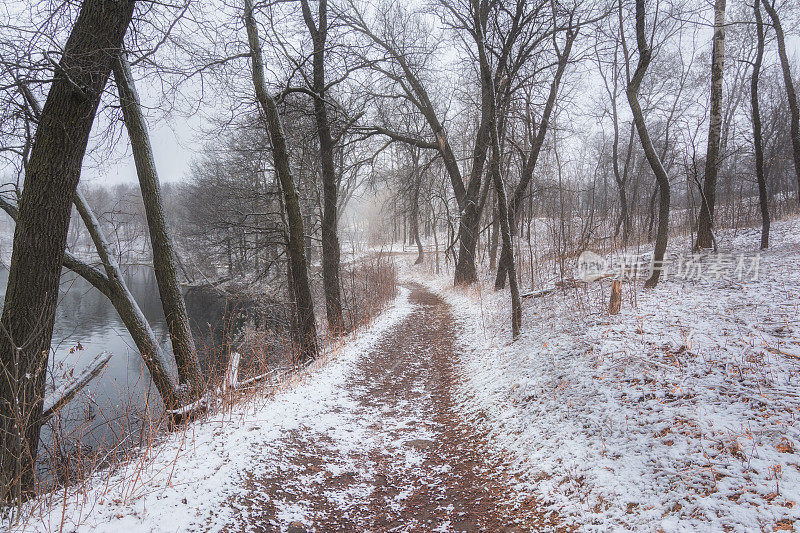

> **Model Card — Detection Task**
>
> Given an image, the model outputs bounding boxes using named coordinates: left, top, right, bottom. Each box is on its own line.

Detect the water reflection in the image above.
left=0, top=265, right=175, bottom=460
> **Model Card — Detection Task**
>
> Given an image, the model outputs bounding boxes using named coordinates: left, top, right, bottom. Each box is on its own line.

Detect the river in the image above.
left=0, top=265, right=177, bottom=469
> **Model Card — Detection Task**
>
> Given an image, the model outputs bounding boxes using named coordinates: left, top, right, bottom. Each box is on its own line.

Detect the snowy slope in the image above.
left=419, top=218, right=800, bottom=532
left=16, top=288, right=414, bottom=533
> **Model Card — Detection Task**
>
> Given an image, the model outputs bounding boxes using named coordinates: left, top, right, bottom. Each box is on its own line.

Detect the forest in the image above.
left=0, top=0, right=799, bottom=529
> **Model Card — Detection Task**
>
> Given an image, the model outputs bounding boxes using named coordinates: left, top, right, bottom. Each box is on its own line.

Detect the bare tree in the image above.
left=760, top=0, right=800, bottom=203
left=751, top=0, right=769, bottom=248
left=0, top=0, right=136, bottom=500
left=114, top=54, right=204, bottom=400
left=695, top=0, right=727, bottom=250
left=495, top=10, right=579, bottom=289
left=244, top=0, right=318, bottom=362
left=340, top=1, right=473, bottom=283
left=625, top=0, right=671, bottom=288
left=299, top=0, right=345, bottom=334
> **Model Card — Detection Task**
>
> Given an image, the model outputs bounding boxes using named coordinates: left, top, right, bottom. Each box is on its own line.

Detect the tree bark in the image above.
left=491, top=143, right=521, bottom=338
left=489, top=200, right=499, bottom=270
left=299, top=0, right=344, bottom=335
left=752, top=1, right=770, bottom=249
left=245, top=0, right=318, bottom=362
left=0, top=0, right=136, bottom=500
left=696, top=0, right=727, bottom=250
left=39, top=350, right=112, bottom=425
left=761, top=0, right=800, bottom=203
left=453, top=72, right=492, bottom=285
left=608, top=280, right=622, bottom=315
left=114, top=55, right=203, bottom=401
left=487, top=95, right=520, bottom=336
left=626, top=0, right=671, bottom=288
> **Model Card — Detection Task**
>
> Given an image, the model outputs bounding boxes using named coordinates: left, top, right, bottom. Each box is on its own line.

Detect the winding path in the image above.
left=223, top=284, right=556, bottom=532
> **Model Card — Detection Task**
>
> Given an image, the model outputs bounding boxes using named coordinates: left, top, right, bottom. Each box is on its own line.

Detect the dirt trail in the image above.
left=224, top=284, right=557, bottom=532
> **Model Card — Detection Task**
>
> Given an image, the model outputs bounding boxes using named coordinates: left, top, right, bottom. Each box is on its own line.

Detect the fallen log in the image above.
left=41, top=350, right=112, bottom=424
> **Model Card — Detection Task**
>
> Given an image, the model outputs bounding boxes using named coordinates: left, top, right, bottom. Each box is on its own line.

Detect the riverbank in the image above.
left=13, top=285, right=413, bottom=532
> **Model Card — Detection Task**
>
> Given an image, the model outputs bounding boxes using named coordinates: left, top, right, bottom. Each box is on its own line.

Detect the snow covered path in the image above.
left=24, top=284, right=553, bottom=532
left=221, top=284, right=552, bottom=531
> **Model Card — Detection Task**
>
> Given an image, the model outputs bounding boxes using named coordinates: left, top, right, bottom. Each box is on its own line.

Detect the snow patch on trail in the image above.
left=18, top=287, right=414, bottom=533
left=413, top=218, right=800, bottom=532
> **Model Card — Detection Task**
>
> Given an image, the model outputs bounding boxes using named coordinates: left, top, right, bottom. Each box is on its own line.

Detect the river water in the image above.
left=0, top=265, right=176, bottom=463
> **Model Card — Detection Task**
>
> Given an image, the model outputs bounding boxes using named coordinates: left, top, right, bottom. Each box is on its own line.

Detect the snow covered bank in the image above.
left=15, top=287, right=414, bottom=533
left=416, top=218, right=800, bottom=531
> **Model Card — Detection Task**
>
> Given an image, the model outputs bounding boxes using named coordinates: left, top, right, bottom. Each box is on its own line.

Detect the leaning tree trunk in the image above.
left=245, top=0, right=318, bottom=362
left=0, top=194, right=180, bottom=418
left=490, top=126, right=521, bottom=338
left=114, top=55, right=203, bottom=401
left=300, top=0, right=344, bottom=334
left=489, top=200, right=499, bottom=270
left=0, top=0, right=135, bottom=500
left=627, top=0, right=671, bottom=288
left=71, top=193, right=181, bottom=406
left=761, top=0, right=800, bottom=202
left=752, top=1, right=770, bottom=249
left=696, top=0, right=727, bottom=250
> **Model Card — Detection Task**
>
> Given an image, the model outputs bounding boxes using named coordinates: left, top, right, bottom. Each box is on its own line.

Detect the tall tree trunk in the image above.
left=761, top=0, right=800, bottom=202
left=114, top=55, right=203, bottom=401
left=627, top=0, right=671, bottom=288
left=0, top=0, right=135, bottom=500
left=490, top=127, right=521, bottom=337
left=752, top=1, right=770, bottom=249
left=245, top=0, right=318, bottom=362
left=696, top=0, right=727, bottom=250
left=453, top=102, right=491, bottom=285
left=646, top=184, right=658, bottom=242
left=611, top=81, right=633, bottom=246
left=411, top=202, right=424, bottom=265
left=300, top=0, right=344, bottom=334
left=453, top=196, right=483, bottom=285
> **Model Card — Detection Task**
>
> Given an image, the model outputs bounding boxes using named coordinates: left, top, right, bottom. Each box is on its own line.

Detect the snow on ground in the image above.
left=15, top=288, right=414, bottom=533
left=415, top=217, right=800, bottom=532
